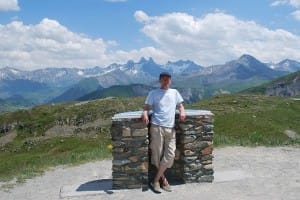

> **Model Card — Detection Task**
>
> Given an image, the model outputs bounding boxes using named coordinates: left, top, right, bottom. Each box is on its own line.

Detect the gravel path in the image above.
left=1, top=146, right=299, bottom=200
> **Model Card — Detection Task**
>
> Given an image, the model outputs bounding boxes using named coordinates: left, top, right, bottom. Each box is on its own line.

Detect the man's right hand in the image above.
left=142, top=111, right=149, bottom=125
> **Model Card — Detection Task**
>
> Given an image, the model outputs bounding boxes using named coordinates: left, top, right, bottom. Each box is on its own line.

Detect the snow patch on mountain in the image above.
left=77, top=71, right=84, bottom=76
left=10, top=69, right=20, bottom=75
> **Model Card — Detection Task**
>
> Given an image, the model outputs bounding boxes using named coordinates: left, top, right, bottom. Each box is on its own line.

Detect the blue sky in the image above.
left=0, top=0, right=300, bottom=70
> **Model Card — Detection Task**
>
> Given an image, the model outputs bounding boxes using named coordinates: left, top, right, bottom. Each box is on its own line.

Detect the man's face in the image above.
left=159, top=76, right=171, bottom=88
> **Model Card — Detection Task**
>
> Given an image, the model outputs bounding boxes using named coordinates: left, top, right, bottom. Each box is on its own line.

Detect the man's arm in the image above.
left=177, top=103, right=186, bottom=121
left=142, top=104, right=151, bottom=124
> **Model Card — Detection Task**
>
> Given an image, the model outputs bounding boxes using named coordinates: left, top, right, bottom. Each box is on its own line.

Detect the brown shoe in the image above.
left=151, top=182, right=161, bottom=193
left=161, top=178, right=172, bottom=192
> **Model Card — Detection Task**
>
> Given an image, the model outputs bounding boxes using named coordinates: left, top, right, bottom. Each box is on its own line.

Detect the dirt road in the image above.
left=1, top=146, right=299, bottom=200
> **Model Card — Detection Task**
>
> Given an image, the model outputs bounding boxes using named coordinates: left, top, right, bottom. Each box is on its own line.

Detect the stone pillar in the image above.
left=111, top=110, right=214, bottom=189
left=111, top=112, right=149, bottom=189
left=175, top=110, right=214, bottom=183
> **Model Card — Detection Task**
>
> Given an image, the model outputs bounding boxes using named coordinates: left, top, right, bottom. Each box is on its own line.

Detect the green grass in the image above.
left=0, top=137, right=111, bottom=182
left=189, top=94, right=300, bottom=146
left=0, top=97, right=145, bottom=183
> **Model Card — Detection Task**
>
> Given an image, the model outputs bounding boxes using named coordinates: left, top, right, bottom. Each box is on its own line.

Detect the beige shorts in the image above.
left=150, top=124, right=176, bottom=168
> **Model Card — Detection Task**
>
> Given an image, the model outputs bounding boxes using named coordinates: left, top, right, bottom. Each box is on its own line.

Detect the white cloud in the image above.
left=134, top=11, right=300, bottom=66
left=271, top=0, right=300, bottom=20
left=1, top=11, right=300, bottom=70
left=292, top=9, right=300, bottom=20
left=0, top=19, right=116, bottom=69
left=271, top=0, right=286, bottom=6
left=134, top=10, right=150, bottom=23
left=0, top=0, right=19, bottom=11
left=271, top=0, right=300, bottom=8
left=290, top=0, right=300, bottom=7
left=0, top=18, right=165, bottom=70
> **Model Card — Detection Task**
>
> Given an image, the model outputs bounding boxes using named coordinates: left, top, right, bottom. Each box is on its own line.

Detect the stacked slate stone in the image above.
left=111, top=112, right=149, bottom=189
left=167, top=110, right=214, bottom=183
left=176, top=111, right=214, bottom=183
left=111, top=110, right=214, bottom=190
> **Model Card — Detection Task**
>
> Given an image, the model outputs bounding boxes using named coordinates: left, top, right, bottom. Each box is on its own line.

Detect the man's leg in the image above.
left=150, top=126, right=175, bottom=192
left=150, top=125, right=164, bottom=192
left=154, top=165, right=168, bottom=183
left=158, top=127, right=176, bottom=191
left=150, top=125, right=163, bottom=170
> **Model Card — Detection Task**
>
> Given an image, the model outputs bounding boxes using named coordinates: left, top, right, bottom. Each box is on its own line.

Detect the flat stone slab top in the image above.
left=112, top=109, right=213, bottom=120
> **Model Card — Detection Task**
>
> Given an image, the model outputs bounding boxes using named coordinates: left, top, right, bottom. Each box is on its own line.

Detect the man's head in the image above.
left=159, top=72, right=171, bottom=80
left=159, top=72, right=172, bottom=89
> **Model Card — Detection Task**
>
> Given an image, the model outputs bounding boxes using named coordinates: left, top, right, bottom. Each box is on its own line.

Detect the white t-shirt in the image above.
left=145, top=88, right=184, bottom=128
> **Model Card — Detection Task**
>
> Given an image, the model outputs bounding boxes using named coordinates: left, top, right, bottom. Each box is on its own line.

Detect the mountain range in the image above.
left=1, top=54, right=299, bottom=112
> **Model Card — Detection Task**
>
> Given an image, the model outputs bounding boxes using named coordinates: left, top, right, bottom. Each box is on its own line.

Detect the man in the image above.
left=142, top=72, right=186, bottom=193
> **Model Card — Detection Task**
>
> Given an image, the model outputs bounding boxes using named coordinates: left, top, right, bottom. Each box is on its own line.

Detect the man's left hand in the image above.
left=179, top=112, right=186, bottom=121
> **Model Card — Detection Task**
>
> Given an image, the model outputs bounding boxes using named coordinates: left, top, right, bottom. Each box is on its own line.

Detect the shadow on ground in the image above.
left=76, top=179, right=114, bottom=194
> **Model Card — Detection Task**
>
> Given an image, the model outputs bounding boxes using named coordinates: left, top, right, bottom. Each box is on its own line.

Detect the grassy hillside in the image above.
left=0, top=94, right=299, bottom=184
left=242, top=70, right=300, bottom=95
left=78, top=84, right=154, bottom=101
left=189, top=94, right=300, bottom=146
left=50, top=77, right=101, bottom=103
left=0, top=97, right=145, bottom=183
